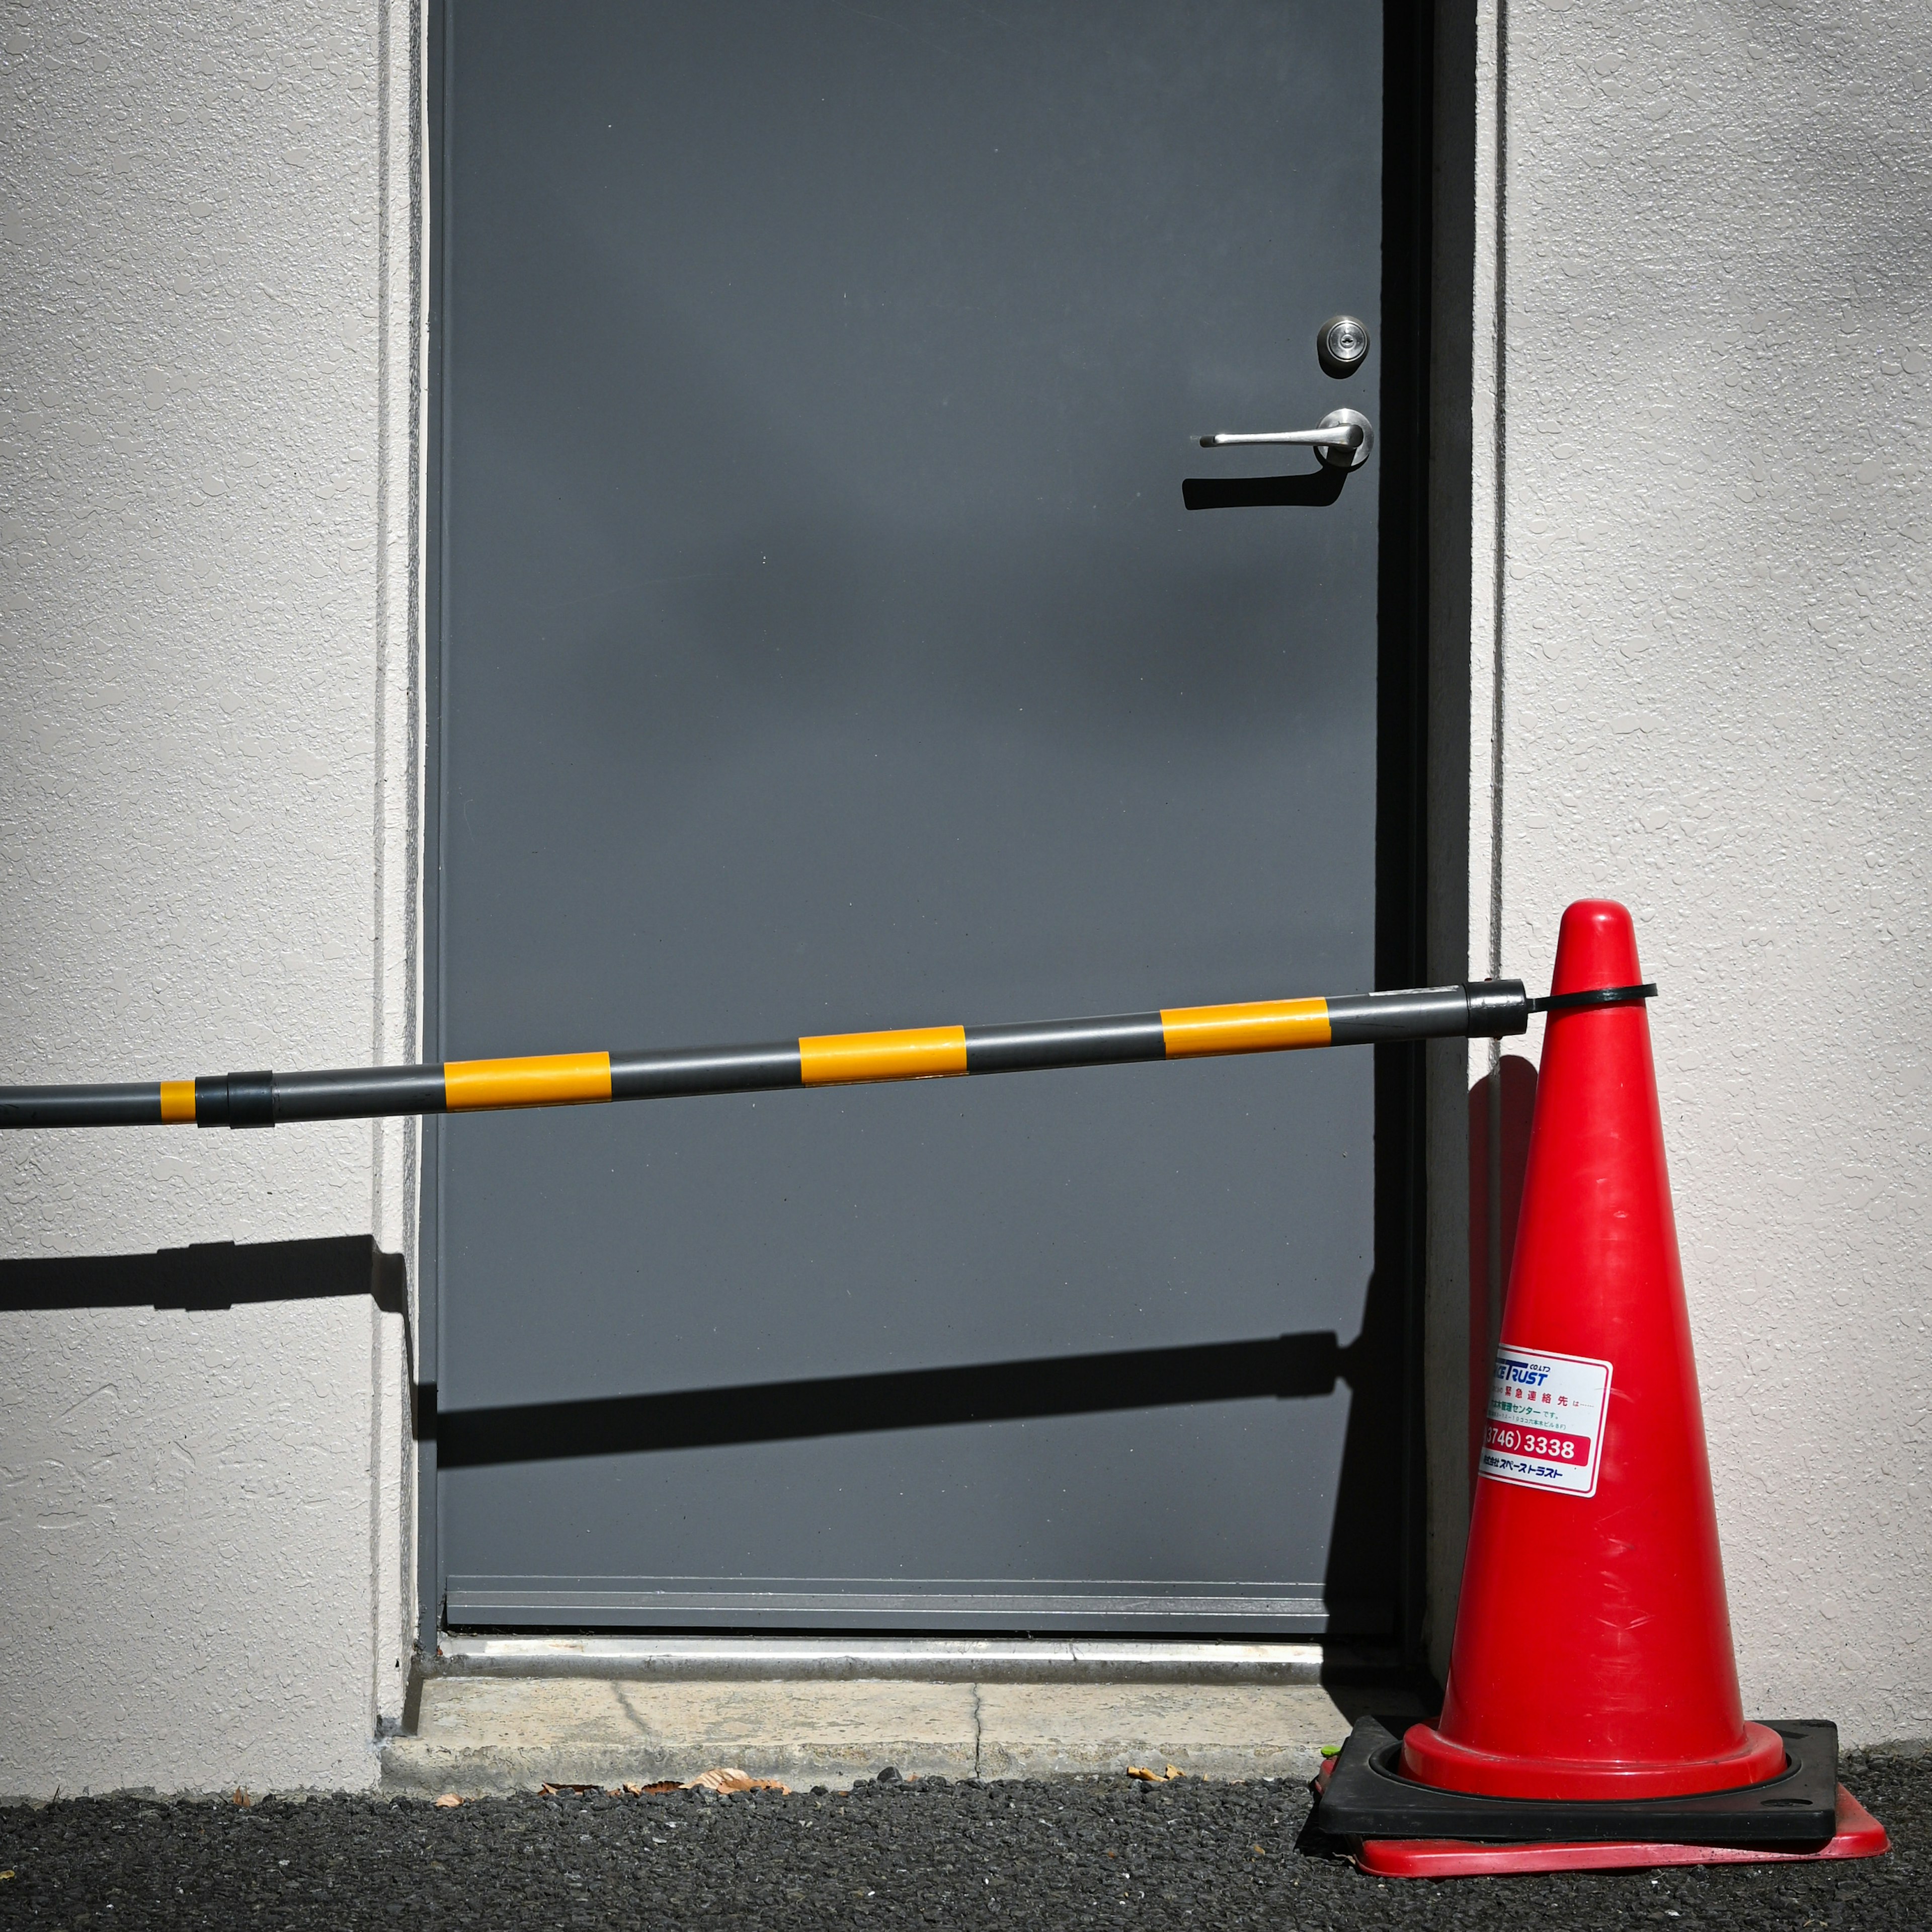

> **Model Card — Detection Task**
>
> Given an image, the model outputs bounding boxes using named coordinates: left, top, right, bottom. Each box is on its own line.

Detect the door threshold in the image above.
left=389, top=1638, right=1428, bottom=1791
left=433, top=1632, right=1352, bottom=1684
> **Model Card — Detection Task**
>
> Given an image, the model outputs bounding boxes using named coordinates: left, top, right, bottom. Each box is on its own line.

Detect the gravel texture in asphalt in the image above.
left=1, top=1752, right=1922, bottom=1929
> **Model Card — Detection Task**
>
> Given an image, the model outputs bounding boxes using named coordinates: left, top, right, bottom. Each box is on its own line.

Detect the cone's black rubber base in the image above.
left=1311, top=1717, right=1840, bottom=1846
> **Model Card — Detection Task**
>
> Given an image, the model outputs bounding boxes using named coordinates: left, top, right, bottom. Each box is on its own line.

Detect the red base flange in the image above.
left=1349, top=1783, right=1888, bottom=1880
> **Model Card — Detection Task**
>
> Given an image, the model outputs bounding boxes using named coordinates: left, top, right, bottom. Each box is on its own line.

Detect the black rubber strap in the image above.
left=1527, top=982, right=1658, bottom=1016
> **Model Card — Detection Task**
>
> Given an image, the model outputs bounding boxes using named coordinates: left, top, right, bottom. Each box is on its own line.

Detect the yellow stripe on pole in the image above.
left=444, top=1051, right=613, bottom=1111
left=159, top=1080, right=197, bottom=1124
left=798, top=1025, right=968, bottom=1086
left=1159, top=997, right=1331, bottom=1058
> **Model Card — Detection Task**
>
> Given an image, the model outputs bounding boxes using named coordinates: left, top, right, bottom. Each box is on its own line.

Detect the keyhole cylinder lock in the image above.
left=1317, top=315, right=1371, bottom=379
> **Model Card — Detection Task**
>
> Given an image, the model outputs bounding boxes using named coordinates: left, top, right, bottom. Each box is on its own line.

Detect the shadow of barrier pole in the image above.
left=0, top=977, right=1658, bottom=1131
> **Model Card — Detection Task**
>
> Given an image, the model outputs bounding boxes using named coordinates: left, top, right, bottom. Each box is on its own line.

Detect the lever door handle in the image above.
left=1196, top=408, right=1373, bottom=471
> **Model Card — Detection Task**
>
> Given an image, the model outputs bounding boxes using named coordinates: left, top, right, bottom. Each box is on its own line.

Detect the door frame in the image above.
left=414, top=0, right=1453, bottom=1680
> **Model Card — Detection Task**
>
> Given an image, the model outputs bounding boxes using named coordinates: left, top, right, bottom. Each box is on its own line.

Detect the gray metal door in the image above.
left=431, top=0, right=1402, bottom=1634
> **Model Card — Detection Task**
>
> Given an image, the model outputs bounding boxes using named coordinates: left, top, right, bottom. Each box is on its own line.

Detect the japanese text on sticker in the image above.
left=1480, top=1346, right=1612, bottom=1498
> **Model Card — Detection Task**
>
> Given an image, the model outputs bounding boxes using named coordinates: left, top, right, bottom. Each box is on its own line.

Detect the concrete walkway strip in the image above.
left=381, top=1677, right=1359, bottom=1797
left=976, top=1684, right=1351, bottom=1783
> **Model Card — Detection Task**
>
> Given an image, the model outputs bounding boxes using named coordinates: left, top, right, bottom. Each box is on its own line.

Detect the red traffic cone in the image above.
left=1402, top=899, right=1785, bottom=1801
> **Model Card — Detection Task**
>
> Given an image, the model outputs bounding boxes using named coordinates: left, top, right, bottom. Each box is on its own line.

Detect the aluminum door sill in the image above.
left=433, top=1632, right=1338, bottom=1683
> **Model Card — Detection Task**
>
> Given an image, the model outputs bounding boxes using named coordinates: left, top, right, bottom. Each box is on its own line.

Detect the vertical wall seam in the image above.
left=373, top=0, right=391, bottom=1247
left=1486, top=0, right=1507, bottom=992
left=432, top=0, right=454, bottom=1333
left=416, top=0, right=455, bottom=1649
left=369, top=0, right=392, bottom=1739
left=402, top=0, right=426, bottom=1236
left=368, top=1272, right=384, bottom=1739
left=1483, top=0, right=1509, bottom=1362
left=398, top=0, right=429, bottom=1664
left=398, top=0, right=431, bottom=1693
left=373, top=0, right=403, bottom=1739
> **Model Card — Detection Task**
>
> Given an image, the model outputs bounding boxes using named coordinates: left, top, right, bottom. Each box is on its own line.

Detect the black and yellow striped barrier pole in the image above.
left=0, top=979, right=1564, bottom=1131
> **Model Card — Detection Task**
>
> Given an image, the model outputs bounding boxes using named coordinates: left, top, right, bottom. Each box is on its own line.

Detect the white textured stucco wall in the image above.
left=0, top=1, right=420, bottom=1794
left=1466, top=0, right=1931, bottom=1745
left=4, top=0, right=1926, bottom=1796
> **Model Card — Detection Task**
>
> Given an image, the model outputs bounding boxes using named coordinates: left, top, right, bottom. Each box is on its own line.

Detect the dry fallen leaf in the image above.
left=1127, top=1764, right=1184, bottom=1783
left=538, top=1783, right=602, bottom=1797
left=685, top=1766, right=789, bottom=1795
left=434, top=1794, right=462, bottom=1809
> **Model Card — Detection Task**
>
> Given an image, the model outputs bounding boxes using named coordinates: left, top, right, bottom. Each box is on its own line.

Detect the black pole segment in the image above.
left=1325, top=985, right=1470, bottom=1045
left=1466, top=979, right=1534, bottom=1036
left=194, top=1072, right=277, bottom=1129
left=229, top=1071, right=275, bottom=1128
left=963, top=1013, right=1166, bottom=1076
left=1324, top=981, right=1529, bottom=1047
left=0, top=1082, right=163, bottom=1129
left=274, top=1066, right=450, bottom=1123
left=607, top=1041, right=802, bottom=1102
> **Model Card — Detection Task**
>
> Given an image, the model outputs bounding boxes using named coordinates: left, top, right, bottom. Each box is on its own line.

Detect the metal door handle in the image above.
left=1196, top=408, right=1373, bottom=471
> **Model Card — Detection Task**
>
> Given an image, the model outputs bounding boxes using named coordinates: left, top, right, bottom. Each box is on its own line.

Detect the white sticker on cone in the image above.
left=1480, top=1345, right=1613, bottom=1497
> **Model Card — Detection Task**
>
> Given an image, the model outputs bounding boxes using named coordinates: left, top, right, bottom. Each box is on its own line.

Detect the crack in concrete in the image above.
left=971, top=1682, right=983, bottom=1782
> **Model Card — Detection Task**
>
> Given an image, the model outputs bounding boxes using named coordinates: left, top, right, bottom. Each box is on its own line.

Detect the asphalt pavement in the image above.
left=2, top=1749, right=1922, bottom=1929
